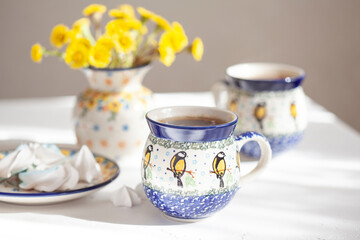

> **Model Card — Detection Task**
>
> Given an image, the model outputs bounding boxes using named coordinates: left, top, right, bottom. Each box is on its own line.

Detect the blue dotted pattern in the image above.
left=144, top=185, right=239, bottom=220
left=93, top=124, right=100, bottom=131
left=241, top=132, right=304, bottom=158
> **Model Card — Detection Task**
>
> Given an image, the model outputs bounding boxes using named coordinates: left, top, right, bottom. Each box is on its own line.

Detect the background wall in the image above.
left=0, top=0, right=359, bottom=132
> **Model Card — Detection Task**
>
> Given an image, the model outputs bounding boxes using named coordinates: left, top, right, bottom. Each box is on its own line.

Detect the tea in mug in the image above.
left=159, top=116, right=227, bottom=127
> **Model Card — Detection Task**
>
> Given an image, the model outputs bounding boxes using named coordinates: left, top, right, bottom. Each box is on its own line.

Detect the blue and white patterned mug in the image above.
left=141, top=106, right=272, bottom=221
left=213, top=63, right=307, bottom=157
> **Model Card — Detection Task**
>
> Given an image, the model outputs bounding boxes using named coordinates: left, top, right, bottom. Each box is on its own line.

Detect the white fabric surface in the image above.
left=0, top=92, right=359, bottom=240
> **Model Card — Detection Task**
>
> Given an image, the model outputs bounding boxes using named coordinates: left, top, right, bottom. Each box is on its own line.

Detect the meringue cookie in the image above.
left=19, top=165, right=67, bottom=192
left=0, top=145, right=37, bottom=178
left=135, top=183, right=147, bottom=200
left=0, top=143, right=101, bottom=192
left=111, top=186, right=142, bottom=207
left=58, top=163, right=80, bottom=191
left=69, top=145, right=101, bottom=183
left=0, top=150, right=22, bottom=178
left=0, top=143, right=66, bottom=179
left=34, top=144, right=65, bottom=167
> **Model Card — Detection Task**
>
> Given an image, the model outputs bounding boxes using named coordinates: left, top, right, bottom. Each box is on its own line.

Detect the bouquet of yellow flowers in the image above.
left=31, top=3, right=204, bottom=69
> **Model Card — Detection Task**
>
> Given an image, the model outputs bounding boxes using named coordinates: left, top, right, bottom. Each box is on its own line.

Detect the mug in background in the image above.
left=213, top=62, right=307, bottom=157
left=141, top=106, right=271, bottom=221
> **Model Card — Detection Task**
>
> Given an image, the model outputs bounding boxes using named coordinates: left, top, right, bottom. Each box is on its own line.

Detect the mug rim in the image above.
left=145, top=106, right=238, bottom=142
left=146, top=106, right=238, bottom=130
left=225, top=62, right=305, bottom=91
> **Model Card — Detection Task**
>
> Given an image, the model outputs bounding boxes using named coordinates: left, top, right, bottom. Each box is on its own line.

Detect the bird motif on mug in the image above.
left=229, top=99, right=238, bottom=112
left=290, top=101, right=298, bottom=130
left=290, top=102, right=297, bottom=120
left=143, top=145, right=153, bottom=180
left=254, top=102, right=266, bottom=130
left=167, top=151, right=195, bottom=188
left=210, top=151, right=227, bottom=188
left=236, top=152, right=240, bottom=170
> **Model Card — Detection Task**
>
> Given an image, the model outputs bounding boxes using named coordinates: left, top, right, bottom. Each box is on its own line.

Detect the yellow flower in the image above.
left=158, top=22, right=188, bottom=56
left=109, top=9, right=128, bottom=19
left=85, top=99, right=97, bottom=110
left=159, top=31, right=171, bottom=47
left=137, top=7, right=156, bottom=19
left=72, top=18, right=90, bottom=31
left=50, top=24, right=70, bottom=48
left=105, top=20, right=119, bottom=35
left=98, top=92, right=111, bottom=101
left=65, top=39, right=91, bottom=69
left=158, top=31, right=174, bottom=66
left=109, top=4, right=135, bottom=19
left=71, top=18, right=90, bottom=37
left=122, top=18, right=142, bottom=30
left=191, top=37, right=204, bottom=61
left=31, top=43, right=43, bottom=63
left=96, top=35, right=115, bottom=50
left=83, top=4, right=106, bottom=16
left=119, top=4, right=135, bottom=18
left=70, top=38, right=92, bottom=50
left=140, top=25, right=148, bottom=35
left=89, top=44, right=111, bottom=68
left=159, top=45, right=175, bottom=67
left=169, top=22, right=188, bottom=52
left=107, top=100, right=122, bottom=113
left=137, top=7, right=170, bottom=30
left=83, top=89, right=94, bottom=98
left=153, top=15, right=171, bottom=30
left=115, top=31, right=136, bottom=54
left=95, top=156, right=105, bottom=163
left=106, top=19, right=142, bottom=35
left=60, top=149, right=70, bottom=156
left=121, top=92, right=133, bottom=101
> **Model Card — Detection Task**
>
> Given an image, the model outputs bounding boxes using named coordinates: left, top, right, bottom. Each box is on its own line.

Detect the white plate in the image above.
left=0, top=149, right=120, bottom=205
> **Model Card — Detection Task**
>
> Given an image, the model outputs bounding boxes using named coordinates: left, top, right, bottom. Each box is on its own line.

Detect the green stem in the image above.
left=82, top=25, right=96, bottom=45
left=45, top=50, right=64, bottom=58
left=132, top=18, right=150, bottom=63
left=136, top=25, right=162, bottom=58
left=94, top=21, right=102, bottom=40
left=134, top=47, right=157, bottom=66
left=140, top=17, right=148, bottom=25
left=109, top=49, right=119, bottom=68
left=91, top=13, right=103, bottom=40
left=133, top=31, right=144, bottom=61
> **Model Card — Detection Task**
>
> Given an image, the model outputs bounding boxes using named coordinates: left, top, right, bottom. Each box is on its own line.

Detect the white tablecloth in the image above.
left=0, top=92, right=359, bottom=240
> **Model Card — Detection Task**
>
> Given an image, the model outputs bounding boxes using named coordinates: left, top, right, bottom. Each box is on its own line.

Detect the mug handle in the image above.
left=212, top=80, right=228, bottom=109
left=235, top=132, right=272, bottom=186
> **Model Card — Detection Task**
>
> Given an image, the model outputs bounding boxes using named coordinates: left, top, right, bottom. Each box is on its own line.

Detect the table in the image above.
left=0, top=92, right=359, bottom=240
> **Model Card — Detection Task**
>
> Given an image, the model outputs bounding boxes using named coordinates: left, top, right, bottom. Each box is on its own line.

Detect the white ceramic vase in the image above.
left=73, top=65, right=153, bottom=161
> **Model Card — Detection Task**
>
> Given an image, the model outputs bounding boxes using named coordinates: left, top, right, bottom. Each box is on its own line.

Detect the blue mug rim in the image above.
left=145, top=106, right=238, bottom=142
left=225, top=62, right=305, bottom=91
left=146, top=113, right=238, bottom=131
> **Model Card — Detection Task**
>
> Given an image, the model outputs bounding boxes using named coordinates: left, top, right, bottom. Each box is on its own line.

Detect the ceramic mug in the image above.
left=141, top=106, right=272, bottom=221
left=213, top=62, right=307, bottom=157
